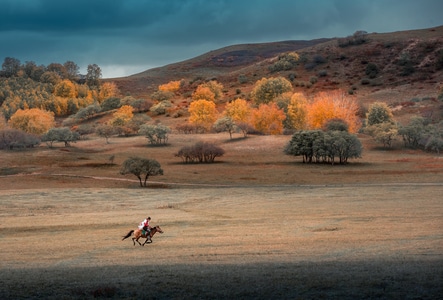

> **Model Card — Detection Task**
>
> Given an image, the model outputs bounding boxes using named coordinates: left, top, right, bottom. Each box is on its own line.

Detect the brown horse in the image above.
left=122, top=225, right=163, bottom=246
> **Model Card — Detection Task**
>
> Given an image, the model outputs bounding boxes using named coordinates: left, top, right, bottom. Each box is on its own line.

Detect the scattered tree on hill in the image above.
left=120, top=157, right=163, bottom=187
left=224, top=98, right=251, bottom=123
left=251, top=77, right=293, bottom=105
left=96, top=124, right=117, bottom=144
left=110, top=105, right=133, bottom=126
left=192, top=85, right=215, bottom=102
left=86, top=64, right=102, bottom=88
left=8, top=108, right=55, bottom=135
left=74, top=103, right=101, bottom=120
left=188, top=99, right=218, bottom=131
left=366, top=102, right=394, bottom=126
left=41, top=127, right=80, bottom=147
left=250, top=103, right=286, bottom=135
left=398, top=116, right=428, bottom=148
left=365, top=122, right=398, bottom=148
left=150, top=100, right=173, bottom=115
left=213, top=116, right=237, bottom=139
left=101, top=97, right=121, bottom=111
left=139, top=124, right=171, bottom=145
left=99, top=82, right=119, bottom=102
left=175, top=141, right=225, bottom=163
left=364, top=101, right=397, bottom=147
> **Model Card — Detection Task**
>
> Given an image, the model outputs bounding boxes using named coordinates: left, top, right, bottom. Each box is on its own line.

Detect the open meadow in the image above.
left=1, top=133, right=442, bottom=299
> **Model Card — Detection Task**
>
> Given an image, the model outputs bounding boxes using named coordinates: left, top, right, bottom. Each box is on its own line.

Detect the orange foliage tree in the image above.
left=8, top=108, right=55, bottom=135
left=188, top=99, right=218, bottom=131
left=307, top=90, right=360, bottom=133
left=110, top=105, right=133, bottom=126
left=250, top=103, right=286, bottom=135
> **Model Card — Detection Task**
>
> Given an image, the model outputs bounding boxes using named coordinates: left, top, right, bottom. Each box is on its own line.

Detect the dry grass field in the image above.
left=1, top=133, right=442, bottom=299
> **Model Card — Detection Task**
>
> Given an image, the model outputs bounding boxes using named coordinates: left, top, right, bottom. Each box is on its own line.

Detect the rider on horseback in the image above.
left=138, top=217, right=151, bottom=236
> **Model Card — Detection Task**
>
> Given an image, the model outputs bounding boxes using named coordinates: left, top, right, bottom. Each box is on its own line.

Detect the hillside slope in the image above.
left=113, top=25, right=443, bottom=123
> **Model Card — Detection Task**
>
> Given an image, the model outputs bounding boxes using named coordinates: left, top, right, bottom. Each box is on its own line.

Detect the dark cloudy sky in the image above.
left=1, top=0, right=442, bottom=78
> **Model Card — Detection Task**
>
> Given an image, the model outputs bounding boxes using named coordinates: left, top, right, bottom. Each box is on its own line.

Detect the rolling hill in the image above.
left=113, top=25, right=443, bottom=124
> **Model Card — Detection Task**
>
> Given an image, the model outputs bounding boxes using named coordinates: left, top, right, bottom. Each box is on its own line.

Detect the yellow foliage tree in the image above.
left=307, top=90, right=360, bottom=133
left=54, top=79, right=77, bottom=98
left=159, top=80, right=182, bottom=93
left=8, top=108, right=55, bottom=135
left=188, top=99, right=218, bottom=130
left=202, top=80, right=224, bottom=100
left=110, top=105, right=133, bottom=126
left=286, top=93, right=308, bottom=130
left=223, top=98, right=252, bottom=122
left=250, top=103, right=286, bottom=135
left=192, top=85, right=215, bottom=102
left=99, top=82, right=119, bottom=102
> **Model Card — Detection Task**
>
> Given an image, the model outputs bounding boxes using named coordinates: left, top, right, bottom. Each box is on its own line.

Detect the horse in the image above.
left=122, top=225, right=163, bottom=246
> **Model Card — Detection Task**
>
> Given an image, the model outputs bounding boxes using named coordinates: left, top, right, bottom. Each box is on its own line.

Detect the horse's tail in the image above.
left=122, top=230, right=134, bottom=240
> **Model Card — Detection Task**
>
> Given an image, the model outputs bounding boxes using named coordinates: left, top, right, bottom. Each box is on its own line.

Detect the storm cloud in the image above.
left=1, top=0, right=442, bottom=78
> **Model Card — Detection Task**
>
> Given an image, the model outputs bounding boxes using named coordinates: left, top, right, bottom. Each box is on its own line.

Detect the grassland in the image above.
left=0, top=133, right=442, bottom=299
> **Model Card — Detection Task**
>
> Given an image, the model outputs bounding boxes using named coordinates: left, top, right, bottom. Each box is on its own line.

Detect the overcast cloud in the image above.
left=1, top=0, right=442, bottom=78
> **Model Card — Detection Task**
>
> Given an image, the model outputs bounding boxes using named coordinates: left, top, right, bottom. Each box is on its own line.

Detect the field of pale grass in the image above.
left=0, top=133, right=442, bottom=299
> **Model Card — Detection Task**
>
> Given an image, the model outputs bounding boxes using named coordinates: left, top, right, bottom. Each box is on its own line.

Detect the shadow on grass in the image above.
left=1, top=259, right=442, bottom=299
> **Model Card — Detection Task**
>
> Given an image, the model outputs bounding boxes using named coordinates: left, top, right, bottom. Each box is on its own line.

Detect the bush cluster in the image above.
left=284, top=130, right=362, bottom=164
left=175, top=141, right=225, bottom=163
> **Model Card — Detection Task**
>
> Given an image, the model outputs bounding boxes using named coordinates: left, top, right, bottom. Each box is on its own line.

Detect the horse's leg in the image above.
left=132, top=237, right=136, bottom=246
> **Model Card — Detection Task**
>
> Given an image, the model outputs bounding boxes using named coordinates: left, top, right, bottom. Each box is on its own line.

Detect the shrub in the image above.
left=175, top=141, right=225, bottom=163
left=0, top=129, right=40, bottom=150
left=365, top=63, right=379, bottom=78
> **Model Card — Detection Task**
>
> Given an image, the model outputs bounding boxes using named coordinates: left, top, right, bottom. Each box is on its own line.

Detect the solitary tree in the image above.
left=214, top=116, right=237, bottom=139
left=120, top=157, right=163, bottom=187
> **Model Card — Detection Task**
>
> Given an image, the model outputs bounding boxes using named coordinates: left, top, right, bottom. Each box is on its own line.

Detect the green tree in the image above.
left=96, top=124, right=117, bottom=144
left=365, top=122, right=398, bottom=148
left=41, top=127, right=80, bottom=147
left=214, top=116, right=237, bottom=139
left=251, top=77, right=293, bottom=105
left=120, top=157, right=163, bottom=187
left=63, top=61, right=79, bottom=80
left=139, top=124, right=171, bottom=145
left=398, top=116, right=428, bottom=148
left=366, top=102, right=394, bottom=126
left=1, top=57, right=21, bottom=77
left=86, top=64, right=102, bottom=88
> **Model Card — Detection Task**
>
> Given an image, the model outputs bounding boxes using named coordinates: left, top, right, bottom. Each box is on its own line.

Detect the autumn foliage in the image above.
left=250, top=103, right=286, bottom=135
left=8, top=108, right=55, bottom=135
left=188, top=100, right=218, bottom=131
left=307, top=90, right=360, bottom=133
